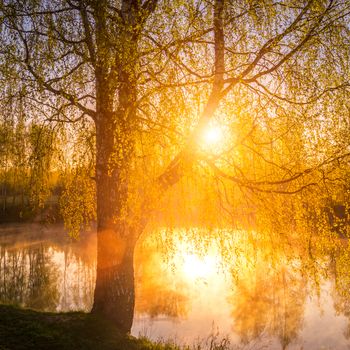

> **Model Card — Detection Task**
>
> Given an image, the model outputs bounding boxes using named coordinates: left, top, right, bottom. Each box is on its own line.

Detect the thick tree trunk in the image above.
left=90, top=0, right=153, bottom=333
left=92, top=225, right=136, bottom=333
left=90, top=0, right=225, bottom=333
left=91, top=117, right=138, bottom=332
left=91, top=77, right=138, bottom=332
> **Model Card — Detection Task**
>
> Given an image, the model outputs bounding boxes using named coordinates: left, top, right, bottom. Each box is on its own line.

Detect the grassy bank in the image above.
left=0, top=305, right=178, bottom=350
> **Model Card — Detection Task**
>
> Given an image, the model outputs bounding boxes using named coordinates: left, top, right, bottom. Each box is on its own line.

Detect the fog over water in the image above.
left=0, top=224, right=349, bottom=349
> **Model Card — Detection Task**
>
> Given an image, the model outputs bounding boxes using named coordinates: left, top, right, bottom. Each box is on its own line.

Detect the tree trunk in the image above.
left=91, top=118, right=137, bottom=332
left=91, top=84, right=137, bottom=333
left=92, top=225, right=136, bottom=333
left=90, top=0, right=148, bottom=332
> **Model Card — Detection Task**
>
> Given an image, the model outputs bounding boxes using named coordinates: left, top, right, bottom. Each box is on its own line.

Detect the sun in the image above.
left=201, top=125, right=223, bottom=147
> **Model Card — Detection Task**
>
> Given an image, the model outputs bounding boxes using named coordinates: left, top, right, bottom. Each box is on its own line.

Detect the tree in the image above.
left=0, top=0, right=349, bottom=333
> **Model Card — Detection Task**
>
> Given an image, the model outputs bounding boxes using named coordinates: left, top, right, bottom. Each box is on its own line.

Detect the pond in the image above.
left=0, top=224, right=349, bottom=349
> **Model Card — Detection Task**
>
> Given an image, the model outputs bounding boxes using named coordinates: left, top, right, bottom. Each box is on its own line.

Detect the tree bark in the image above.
left=92, top=0, right=225, bottom=332
left=92, top=115, right=137, bottom=332
left=91, top=3, right=138, bottom=327
left=92, top=224, right=136, bottom=333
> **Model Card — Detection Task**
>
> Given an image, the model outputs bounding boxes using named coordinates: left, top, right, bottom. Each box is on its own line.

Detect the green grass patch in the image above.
left=0, top=305, right=179, bottom=350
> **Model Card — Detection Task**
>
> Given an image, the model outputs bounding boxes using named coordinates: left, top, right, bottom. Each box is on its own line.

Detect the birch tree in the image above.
left=0, top=0, right=349, bottom=332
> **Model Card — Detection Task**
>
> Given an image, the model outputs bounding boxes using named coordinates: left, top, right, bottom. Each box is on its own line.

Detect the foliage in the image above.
left=59, top=166, right=96, bottom=239
left=0, top=0, right=349, bottom=331
left=0, top=0, right=348, bottom=234
left=0, top=119, right=59, bottom=220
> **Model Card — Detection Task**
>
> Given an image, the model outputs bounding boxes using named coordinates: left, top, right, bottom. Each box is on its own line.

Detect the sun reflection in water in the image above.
left=182, top=253, right=216, bottom=280
left=2, top=227, right=350, bottom=349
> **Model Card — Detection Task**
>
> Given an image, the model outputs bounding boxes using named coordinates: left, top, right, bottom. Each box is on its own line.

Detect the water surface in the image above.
left=0, top=224, right=349, bottom=349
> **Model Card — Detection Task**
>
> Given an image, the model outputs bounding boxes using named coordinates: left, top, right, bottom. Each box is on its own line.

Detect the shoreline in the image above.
left=0, top=304, right=179, bottom=350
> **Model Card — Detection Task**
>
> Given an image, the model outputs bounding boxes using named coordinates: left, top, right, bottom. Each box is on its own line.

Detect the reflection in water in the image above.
left=135, top=239, right=189, bottom=319
left=0, top=244, right=59, bottom=310
left=331, top=247, right=350, bottom=340
left=0, top=225, right=96, bottom=311
left=229, top=261, right=306, bottom=349
left=0, top=224, right=350, bottom=349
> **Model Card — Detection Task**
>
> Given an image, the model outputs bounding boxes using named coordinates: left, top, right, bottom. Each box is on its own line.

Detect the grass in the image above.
left=0, top=305, right=180, bottom=350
